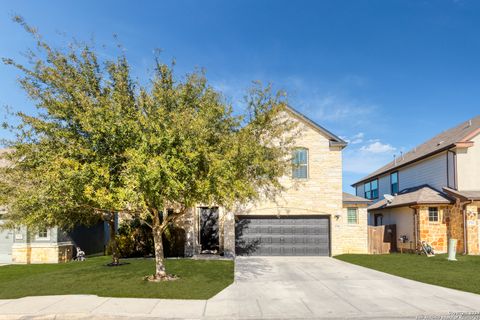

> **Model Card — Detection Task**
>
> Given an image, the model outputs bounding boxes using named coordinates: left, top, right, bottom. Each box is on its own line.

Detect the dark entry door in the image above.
left=199, top=207, right=219, bottom=252
left=235, top=216, right=330, bottom=256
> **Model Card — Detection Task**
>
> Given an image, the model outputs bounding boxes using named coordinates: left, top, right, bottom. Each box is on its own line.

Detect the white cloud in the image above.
left=350, top=132, right=364, bottom=144
left=360, top=141, right=396, bottom=154
left=340, top=132, right=364, bottom=145
left=344, top=140, right=398, bottom=175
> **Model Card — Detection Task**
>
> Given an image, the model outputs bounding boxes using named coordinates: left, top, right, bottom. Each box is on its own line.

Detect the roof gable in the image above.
left=285, top=106, right=347, bottom=148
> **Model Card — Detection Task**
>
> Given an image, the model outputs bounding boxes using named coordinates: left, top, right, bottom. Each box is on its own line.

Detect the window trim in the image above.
left=36, top=228, right=50, bottom=240
left=390, top=171, right=399, bottom=195
left=364, top=179, right=379, bottom=200
left=347, top=207, right=359, bottom=224
left=428, top=207, right=439, bottom=223
left=292, top=147, right=309, bottom=179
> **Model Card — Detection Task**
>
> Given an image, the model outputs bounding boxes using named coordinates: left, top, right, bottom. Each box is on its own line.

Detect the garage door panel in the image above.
left=235, top=216, right=330, bottom=256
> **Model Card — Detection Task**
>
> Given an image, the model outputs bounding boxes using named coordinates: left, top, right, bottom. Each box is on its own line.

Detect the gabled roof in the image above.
left=285, top=106, right=347, bottom=148
left=342, top=192, right=372, bottom=204
left=353, top=115, right=480, bottom=186
left=443, top=187, right=480, bottom=201
left=368, top=185, right=453, bottom=211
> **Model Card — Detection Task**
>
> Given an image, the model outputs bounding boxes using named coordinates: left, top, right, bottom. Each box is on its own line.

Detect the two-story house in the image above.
left=2, top=106, right=370, bottom=262
left=177, top=106, right=371, bottom=257
left=352, top=115, right=480, bottom=254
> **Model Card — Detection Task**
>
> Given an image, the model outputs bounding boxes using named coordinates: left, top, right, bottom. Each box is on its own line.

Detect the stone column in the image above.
left=222, top=210, right=236, bottom=258
left=465, top=204, right=479, bottom=255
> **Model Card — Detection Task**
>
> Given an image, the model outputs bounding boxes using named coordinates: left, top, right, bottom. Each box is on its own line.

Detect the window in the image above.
left=347, top=207, right=358, bottom=224
left=428, top=207, right=439, bottom=222
left=292, top=148, right=308, bottom=179
left=364, top=179, right=378, bottom=199
left=390, top=172, right=399, bottom=195
left=37, top=228, right=49, bottom=239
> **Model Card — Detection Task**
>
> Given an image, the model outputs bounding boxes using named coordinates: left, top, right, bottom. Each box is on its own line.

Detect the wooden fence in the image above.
left=368, top=224, right=397, bottom=254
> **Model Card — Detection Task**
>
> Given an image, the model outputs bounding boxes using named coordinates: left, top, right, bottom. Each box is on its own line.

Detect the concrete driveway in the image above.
left=1, top=257, right=480, bottom=319
left=210, top=256, right=480, bottom=319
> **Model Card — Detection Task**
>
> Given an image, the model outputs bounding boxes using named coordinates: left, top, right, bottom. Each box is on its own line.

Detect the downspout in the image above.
left=462, top=200, right=473, bottom=255
left=411, top=207, right=418, bottom=250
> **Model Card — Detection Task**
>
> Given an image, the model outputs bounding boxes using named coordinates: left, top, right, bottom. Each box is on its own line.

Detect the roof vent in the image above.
left=437, top=140, right=444, bottom=146
left=468, top=119, right=472, bottom=127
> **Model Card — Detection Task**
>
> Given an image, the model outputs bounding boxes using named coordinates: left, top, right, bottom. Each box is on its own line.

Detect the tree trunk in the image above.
left=151, top=211, right=168, bottom=279
left=108, top=218, right=120, bottom=265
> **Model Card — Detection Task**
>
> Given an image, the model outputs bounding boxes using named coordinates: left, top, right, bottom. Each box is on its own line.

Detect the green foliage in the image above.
left=116, top=218, right=186, bottom=258
left=1, top=16, right=297, bottom=276
left=117, top=218, right=154, bottom=258
left=0, top=16, right=139, bottom=230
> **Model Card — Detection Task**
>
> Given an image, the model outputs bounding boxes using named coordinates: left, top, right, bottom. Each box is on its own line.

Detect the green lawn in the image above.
left=0, top=256, right=234, bottom=299
left=335, top=253, right=480, bottom=295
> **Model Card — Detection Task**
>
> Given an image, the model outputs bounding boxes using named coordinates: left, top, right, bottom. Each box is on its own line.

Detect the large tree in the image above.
left=0, top=17, right=139, bottom=265
left=119, top=64, right=296, bottom=280
left=1, top=17, right=297, bottom=279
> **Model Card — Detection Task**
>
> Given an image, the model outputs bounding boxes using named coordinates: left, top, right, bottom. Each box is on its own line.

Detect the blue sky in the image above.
left=1, top=0, right=479, bottom=193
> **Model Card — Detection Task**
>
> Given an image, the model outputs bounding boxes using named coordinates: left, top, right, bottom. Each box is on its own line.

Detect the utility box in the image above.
left=447, top=239, right=457, bottom=261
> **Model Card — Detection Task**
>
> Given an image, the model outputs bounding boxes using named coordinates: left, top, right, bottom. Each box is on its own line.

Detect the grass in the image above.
left=0, top=256, right=234, bottom=299
left=335, top=253, right=480, bottom=295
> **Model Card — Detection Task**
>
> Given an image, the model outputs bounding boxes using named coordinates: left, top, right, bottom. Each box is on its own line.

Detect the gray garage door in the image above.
left=235, top=216, right=330, bottom=256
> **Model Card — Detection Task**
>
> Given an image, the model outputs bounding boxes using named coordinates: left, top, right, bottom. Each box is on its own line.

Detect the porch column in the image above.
left=223, top=210, right=235, bottom=258
left=465, top=203, right=479, bottom=255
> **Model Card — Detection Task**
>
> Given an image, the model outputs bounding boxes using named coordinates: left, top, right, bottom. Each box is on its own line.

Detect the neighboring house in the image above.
left=352, top=115, right=480, bottom=254
left=175, top=106, right=370, bottom=257
left=0, top=149, right=109, bottom=264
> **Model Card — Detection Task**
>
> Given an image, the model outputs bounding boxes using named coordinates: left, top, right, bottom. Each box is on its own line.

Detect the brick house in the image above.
left=352, top=115, right=480, bottom=254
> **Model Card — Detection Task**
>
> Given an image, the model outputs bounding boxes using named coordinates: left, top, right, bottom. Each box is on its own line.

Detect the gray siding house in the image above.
left=0, top=149, right=109, bottom=264
left=352, top=115, right=480, bottom=254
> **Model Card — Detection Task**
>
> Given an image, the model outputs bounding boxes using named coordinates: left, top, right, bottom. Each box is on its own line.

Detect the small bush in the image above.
left=117, top=218, right=186, bottom=258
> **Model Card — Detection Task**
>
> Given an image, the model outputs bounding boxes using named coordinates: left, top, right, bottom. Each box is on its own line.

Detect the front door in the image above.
left=199, top=207, right=219, bottom=253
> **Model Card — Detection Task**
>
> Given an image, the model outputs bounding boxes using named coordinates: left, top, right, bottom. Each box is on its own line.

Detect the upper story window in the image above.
left=428, top=207, right=439, bottom=222
left=292, top=148, right=308, bottom=179
left=36, top=228, right=49, bottom=240
left=347, top=207, right=358, bottom=224
left=390, top=172, right=399, bottom=195
left=364, top=179, right=378, bottom=199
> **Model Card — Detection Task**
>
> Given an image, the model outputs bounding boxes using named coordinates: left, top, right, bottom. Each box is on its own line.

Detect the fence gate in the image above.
left=368, top=224, right=396, bottom=254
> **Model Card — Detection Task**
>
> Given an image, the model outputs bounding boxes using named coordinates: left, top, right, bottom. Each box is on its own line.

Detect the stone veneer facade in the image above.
left=337, top=205, right=369, bottom=254
left=415, top=202, right=479, bottom=254
left=12, top=243, right=73, bottom=264
left=178, top=110, right=368, bottom=257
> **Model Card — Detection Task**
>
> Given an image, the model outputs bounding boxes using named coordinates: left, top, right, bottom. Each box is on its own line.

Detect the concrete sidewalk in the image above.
left=1, top=257, right=480, bottom=319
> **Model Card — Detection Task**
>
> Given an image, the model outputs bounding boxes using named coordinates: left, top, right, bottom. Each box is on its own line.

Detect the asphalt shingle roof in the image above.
left=342, top=192, right=372, bottom=204
left=368, top=185, right=453, bottom=211
left=353, top=115, right=480, bottom=186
